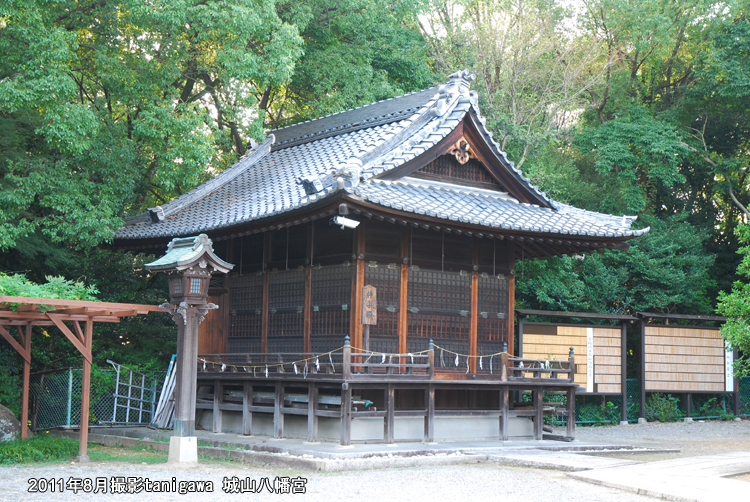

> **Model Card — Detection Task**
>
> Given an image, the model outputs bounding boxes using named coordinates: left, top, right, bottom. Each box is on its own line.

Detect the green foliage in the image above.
left=517, top=215, right=715, bottom=315
left=718, top=224, right=750, bottom=377
left=0, top=435, right=78, bottom=464
left=0, top=272, right=98, bottom=303
left=645, top=393, right=684, bottom=422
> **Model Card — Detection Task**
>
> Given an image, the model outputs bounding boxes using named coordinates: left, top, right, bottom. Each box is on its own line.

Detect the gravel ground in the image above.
left=3, top=420, right=750, bottom=502
left=573, top=418, right=750, bottom=462
left=1, top=461, right=658, bottom=502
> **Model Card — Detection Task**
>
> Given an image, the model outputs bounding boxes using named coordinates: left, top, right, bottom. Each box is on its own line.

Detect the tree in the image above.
left=418, top=0, right=607, bottom=168
left=717, top=224, right=750, bottom=376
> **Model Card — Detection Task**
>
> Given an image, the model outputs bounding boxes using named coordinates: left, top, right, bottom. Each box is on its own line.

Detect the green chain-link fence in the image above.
left=29, top=367, right=167, bottom=431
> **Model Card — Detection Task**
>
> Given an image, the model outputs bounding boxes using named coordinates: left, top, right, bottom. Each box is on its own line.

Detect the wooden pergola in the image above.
left=0, top=296, right=165, bottom=461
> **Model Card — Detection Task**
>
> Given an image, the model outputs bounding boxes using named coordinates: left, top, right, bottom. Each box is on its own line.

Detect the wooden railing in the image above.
left=197, top=351, right=345, bottom=377
left=199, top=339, right=576, bottom=383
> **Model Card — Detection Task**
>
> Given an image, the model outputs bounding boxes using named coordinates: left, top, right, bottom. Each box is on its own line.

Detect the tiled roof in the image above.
left=349, top=178, right=647, bottom=239
left=115, top=71, right=647, bottom=243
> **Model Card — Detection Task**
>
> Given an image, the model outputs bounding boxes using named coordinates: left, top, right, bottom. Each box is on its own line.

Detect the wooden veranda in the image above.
left=197, top=337, right=577, bottom=444
left=0, top=296, right=165, bottom=460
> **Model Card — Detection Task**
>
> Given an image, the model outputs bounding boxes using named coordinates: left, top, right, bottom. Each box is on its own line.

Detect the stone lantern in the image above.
left=146, top=234, right=233, bottom=463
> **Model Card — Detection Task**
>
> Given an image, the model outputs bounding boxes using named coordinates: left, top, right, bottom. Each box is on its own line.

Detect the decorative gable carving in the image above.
left=415, top=154, right=505, bottom=191
left=448, top=138, right=476, bottom=165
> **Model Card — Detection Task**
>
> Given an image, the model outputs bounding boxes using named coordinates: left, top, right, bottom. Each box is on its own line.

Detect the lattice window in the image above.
left=365, top=262, right=400, bottom=340
left=229, top=338, right=261, bottom=353
left=477, top=272, right=509, bottom=344
left=417, top=155, right=499, bottom=186
left=408, top=268, right=471, bottom=311
left=229, top=273, right=263, bottom=340
left=311, top=264, right=352, bottom=345
left=268, top=268, right=305, bottom=308
left=311, top=264, right=352, bottom=306
left=267, top=337, right=303, bottom=353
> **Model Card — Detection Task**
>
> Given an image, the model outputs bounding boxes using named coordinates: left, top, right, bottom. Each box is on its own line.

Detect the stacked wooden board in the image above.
left=522, top=323, right=622, bottom=393
left=644, top=326, right=727, bottom=392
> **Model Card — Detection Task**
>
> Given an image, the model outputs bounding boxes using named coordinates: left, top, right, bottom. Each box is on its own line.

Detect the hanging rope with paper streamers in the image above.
left=454, top=353, right=459, bottom=367
left=220, top=363, right=226, bottom=372
left=265, top=365, right=268, bottom=378
left=479, top=356, right=483, bottom=370
left=293, top=363, right=298, bottom=375
left=329, top=353, right=335, bottom=372
left=465, top=358, right=470, bottom=374
left=440, top=349, right=445, bottom=367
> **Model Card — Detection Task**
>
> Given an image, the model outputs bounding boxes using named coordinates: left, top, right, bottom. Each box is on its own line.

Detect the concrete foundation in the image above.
left=168, top=436, right=198, bottom=464
left=197, top=410, right=534, bottom=441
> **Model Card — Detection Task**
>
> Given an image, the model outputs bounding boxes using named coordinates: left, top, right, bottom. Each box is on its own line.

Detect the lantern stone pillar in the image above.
left=146, top=234, right=233, bottom=464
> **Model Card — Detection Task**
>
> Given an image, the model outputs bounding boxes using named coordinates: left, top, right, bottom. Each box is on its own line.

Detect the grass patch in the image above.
left=0, top=435, right=79, bottom=465
left=87, top=444, right=168, bottom=464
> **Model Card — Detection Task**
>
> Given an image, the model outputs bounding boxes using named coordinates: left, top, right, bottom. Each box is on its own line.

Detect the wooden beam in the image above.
left=20, top=324, right=31, bottom=440
left=78, top=320, right=93, bottom=461
left=73, top=321, right=84, bottom=343
left=47, top=314, right=91, bottom=362
left=0, top=296, right=165, bottom=312
left=0, top=324, right=30, bottom=362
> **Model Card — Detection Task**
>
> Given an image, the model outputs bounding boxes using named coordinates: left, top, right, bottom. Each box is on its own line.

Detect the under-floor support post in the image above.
left=533, top=387, right=543, bottom=440
left=213, top=380, right=223, bottom=433
left=274, top=381, right=284, bottom=438
left=308, top=382, right=318, bottom=442
left=500, top=386, right=509, bottom=440
left=242, top=382, right=253, bottom=435
left=340, top=384, right=351, bottom=446
left=384, top=384, right=395, bottom=444
left=566, top=387, right=576, bottom=437
left=424, top=384, right=434, bottom=442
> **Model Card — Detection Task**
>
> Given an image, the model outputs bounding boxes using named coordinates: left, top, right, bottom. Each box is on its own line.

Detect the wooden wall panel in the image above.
left=522, top=323, right=622, bottom=393
left=198, top=293, right=228, bottom=355
left=644, top=326, right=727, bottom=392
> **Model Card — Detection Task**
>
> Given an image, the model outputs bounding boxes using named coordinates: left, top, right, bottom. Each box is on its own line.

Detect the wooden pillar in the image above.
left=384, top=384, right=395, bottom=444
left=507, top=243, right=516, bottom=357
left=20, top=324, right=31, bottom=440
left=469, top=239, right=479, bottom=374
left=424, top=384, right=434, bottom=443
left=398, top=227, right=409, bottom=355
left=352, top=223, right=366, bottom=352
left=734, top=348, right=741, bottom=417
left=517, top=318, right=524, bottom=357
left=261, top=233, right=270, bottom=353
left=686, top=393, right=692, bottom=418
left=621, top=321, right=628, bottom=423
left=340, top=384, right=352, bottom=446
left=566, top=387, right=576, bottom=437
left=274, top=381, right=284, bottom=438
left=307, top=382, right=318, bottom=442
left=500, top=386, right=509, bottom=440
left=304, top=225, right=313, bottom=353
left=533, top=387, right=543, bottom=440
left=213, top=380, right=223, bottom=433
left=78, top=320, right=93, bottom=461
left=640, top=319, right=646, bottom=419
left=242, top=382, right=253, bottom=436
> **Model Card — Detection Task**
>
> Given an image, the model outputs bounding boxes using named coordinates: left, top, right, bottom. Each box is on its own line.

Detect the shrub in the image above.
left=645, top=393, right=684, bottom=422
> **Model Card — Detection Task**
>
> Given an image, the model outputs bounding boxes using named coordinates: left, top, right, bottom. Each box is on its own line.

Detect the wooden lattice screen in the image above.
left=644, top=325, right=732, bottom=392
left=521, top=323, right=622, bottom=393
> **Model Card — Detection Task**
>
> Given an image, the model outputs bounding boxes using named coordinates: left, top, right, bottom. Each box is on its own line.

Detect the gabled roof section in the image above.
left=115, top=70, right=647, bottom=247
